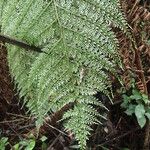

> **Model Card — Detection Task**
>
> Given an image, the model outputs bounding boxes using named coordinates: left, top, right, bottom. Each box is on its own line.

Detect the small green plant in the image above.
left=0, top=135, right=47, bottom=150
left=12, top=135, right=47, bottom=150
left=13, top=139, right=35, bottom=150
left=121, top=88, right=150, bottom=128
left=0, top=137, right=9, bottom=150
left=13, top=135, right=36, bottom=150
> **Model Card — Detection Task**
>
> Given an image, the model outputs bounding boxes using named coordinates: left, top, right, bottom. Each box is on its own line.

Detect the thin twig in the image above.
left=18, top=124, right=35, bottom=130
left=0, top=118, right=25, bottom=124
left=6, top=112, right=30, bottom=119
left=47, top=133, right=61, bottom=150
left=44, top=121, right=68, bottom=136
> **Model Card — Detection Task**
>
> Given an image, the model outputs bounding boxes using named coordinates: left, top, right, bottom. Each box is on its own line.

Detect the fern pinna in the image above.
left=0, top=0, right=127, bottom=149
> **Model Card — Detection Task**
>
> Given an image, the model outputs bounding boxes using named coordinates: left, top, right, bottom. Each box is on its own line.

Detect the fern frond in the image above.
left=0, top=0, right=128, bottom=149
left=0, top=0, right=4, bottom=25
left=63, top=102, right=100, bottom=149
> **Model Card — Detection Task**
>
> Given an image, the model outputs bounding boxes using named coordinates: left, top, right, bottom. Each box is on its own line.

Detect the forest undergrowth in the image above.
left=0, top=0, right=150, bottom=149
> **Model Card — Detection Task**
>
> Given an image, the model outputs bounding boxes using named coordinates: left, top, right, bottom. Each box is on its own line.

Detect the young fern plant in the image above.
left=0, top=0, right=128, bottom=149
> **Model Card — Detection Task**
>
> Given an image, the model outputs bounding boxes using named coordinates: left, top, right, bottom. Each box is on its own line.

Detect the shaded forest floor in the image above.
left=0, top=0, right=150, bottom=149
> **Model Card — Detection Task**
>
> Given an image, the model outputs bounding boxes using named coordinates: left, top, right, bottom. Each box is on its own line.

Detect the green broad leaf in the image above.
left=24, top=139, right=35, bottom=150
left=40, top=136, right=47, bottom=142
left=125, top=104, right=136, bottom=116
left=132, top=89, right=142, bottom=96
left=13, top=143, right=19, bottom=150
left=0, top=137, right=9, bottom=150
left=0, top=137, right=8, bottom=144
left=130, top=89, right=142, bottom=100
left=122, top=94, right=130, bottom=101
left=130, top=95, right=142, bottom=101
left=121, top=94, right=130, bottom=108
left=135, top=104, right=146, bottom=128
left=135, top=104, right=145, bottom=119
left=137, top=116, right=146, bottom=128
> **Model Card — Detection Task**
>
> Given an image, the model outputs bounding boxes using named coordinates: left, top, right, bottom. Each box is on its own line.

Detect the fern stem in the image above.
left=0, top=34, right=46, bottom=54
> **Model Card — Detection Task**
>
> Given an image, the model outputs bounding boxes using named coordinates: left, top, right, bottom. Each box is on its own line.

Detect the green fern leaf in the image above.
left=0, top=0, right=128, bottom=149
